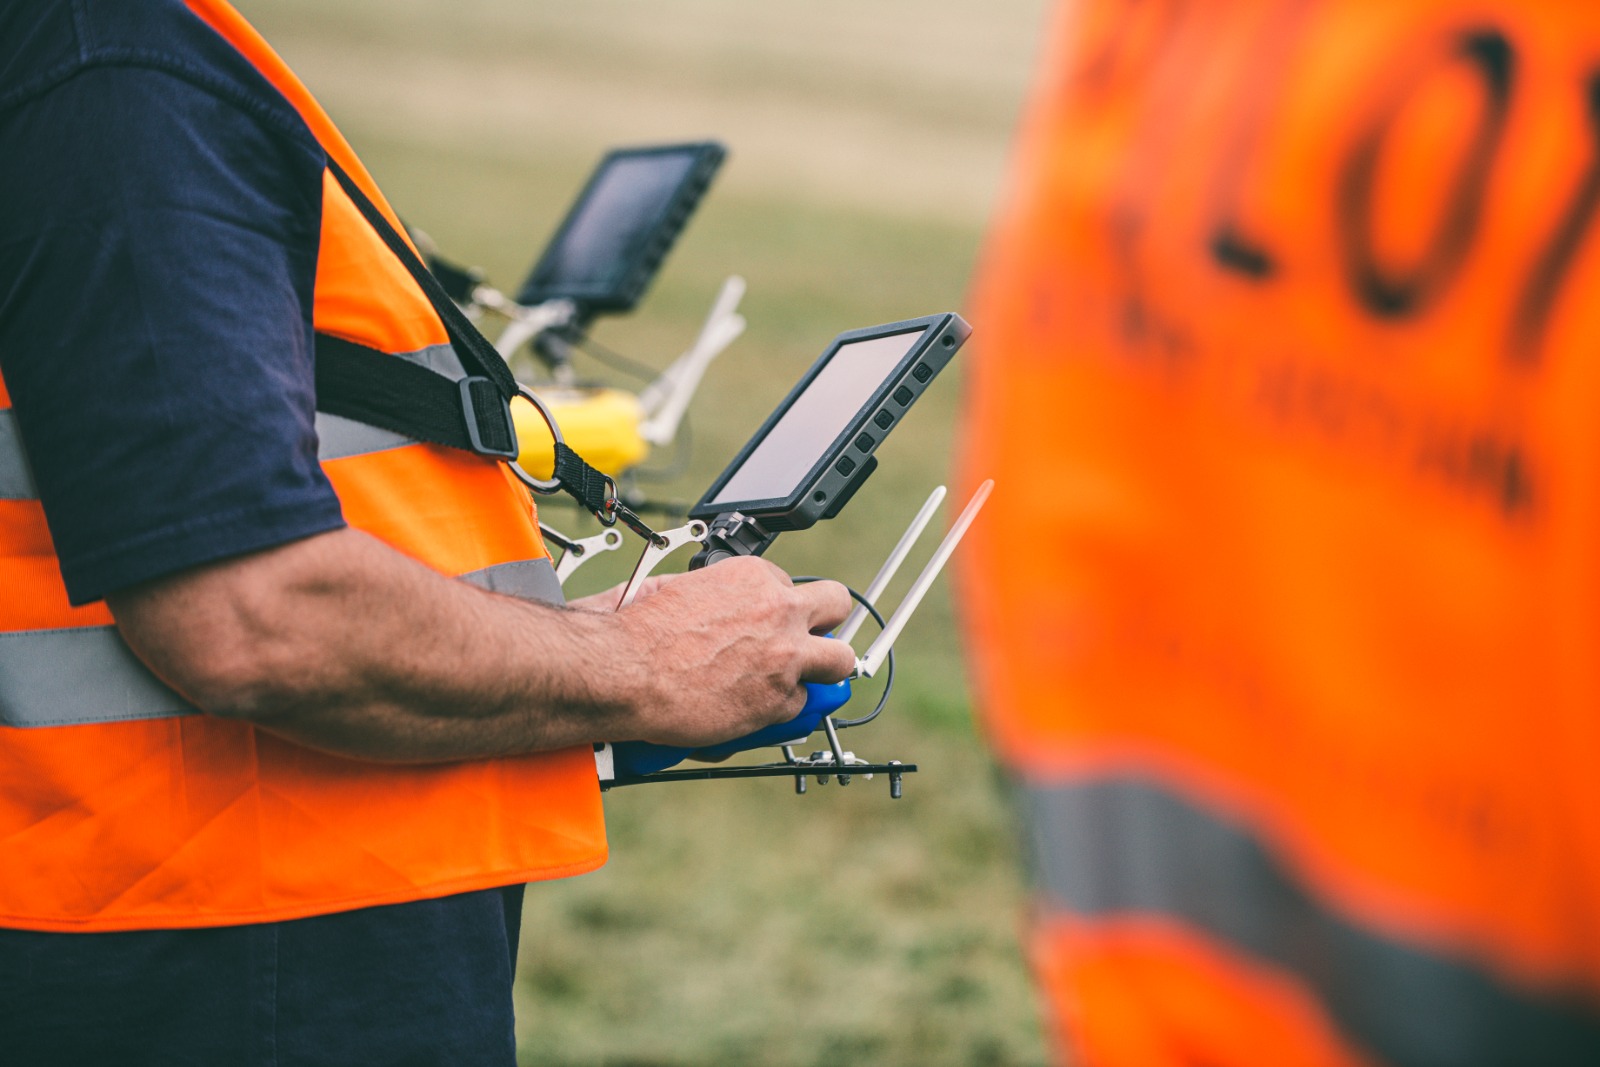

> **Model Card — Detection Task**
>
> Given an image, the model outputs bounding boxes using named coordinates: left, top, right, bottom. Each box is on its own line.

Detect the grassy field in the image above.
left=233, top=2, right=1053, bottom=1062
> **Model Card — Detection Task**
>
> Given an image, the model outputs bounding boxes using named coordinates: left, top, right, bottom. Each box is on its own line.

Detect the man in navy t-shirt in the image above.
left=0, top=2, right=856, bottom=1063
left=0, top=3, right=527, bottom=1062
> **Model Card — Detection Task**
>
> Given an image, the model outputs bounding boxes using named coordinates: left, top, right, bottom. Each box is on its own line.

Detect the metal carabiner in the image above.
left=598, top=483, right=666, bottom=547
left=504, top=384, right=565, bottom=496
left=503, top=385, right=670, bottom=549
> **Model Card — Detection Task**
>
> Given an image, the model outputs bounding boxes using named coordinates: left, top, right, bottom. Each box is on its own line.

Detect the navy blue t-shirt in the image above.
left=0, top=0, right=345, bottom=604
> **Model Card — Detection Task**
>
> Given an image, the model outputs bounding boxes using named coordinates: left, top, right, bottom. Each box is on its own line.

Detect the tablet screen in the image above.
left=534, top=154, right=697, bottom=291
left=706, top=329, right=924, bottom=507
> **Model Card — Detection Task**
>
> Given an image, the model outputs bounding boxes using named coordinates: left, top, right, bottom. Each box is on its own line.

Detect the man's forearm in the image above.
left=110, top=528, right=644, bottom=761
left=108, top=527, right=854, bottom=763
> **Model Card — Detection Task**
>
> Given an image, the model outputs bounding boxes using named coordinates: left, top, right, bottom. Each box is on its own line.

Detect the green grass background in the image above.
left=232, top=2, right=1053, bottom=1062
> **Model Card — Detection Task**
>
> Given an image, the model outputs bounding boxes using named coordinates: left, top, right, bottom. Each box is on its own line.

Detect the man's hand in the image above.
left=107, top=527, right=854, bottom=763
left=607, top=557, right=855, bottom=748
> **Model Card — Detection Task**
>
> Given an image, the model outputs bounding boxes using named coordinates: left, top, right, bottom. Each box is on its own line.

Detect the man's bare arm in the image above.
left=107, top=526, right=855, bottom=763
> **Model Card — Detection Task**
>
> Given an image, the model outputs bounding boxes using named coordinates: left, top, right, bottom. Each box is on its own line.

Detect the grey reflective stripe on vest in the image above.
left=0, top=557, right=563, bottom=729
left=315, top=342, right=468, bottom=461
left=1025, top=778, right=1600, bottom=1067
left=314, top=413, right=414, bottom=461
left=0, top=624, right=197, bottom=726
left=0, top=408, right=38, bottom=500
left=460, top=557, right=565, bottom=606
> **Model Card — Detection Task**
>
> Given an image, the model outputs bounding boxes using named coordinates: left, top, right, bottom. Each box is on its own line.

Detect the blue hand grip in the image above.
left=611, top=679, right=853, bottom=777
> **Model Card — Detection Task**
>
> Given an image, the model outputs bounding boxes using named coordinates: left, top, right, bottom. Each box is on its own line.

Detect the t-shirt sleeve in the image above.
left=0, top=63, right=346, bottom=605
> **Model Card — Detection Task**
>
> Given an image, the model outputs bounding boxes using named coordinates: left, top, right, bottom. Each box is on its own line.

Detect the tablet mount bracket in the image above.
left=689, top=511, right=778, bottom=569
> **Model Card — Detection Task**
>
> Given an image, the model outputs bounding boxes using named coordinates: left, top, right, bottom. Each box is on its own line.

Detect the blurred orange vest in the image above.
left=962, top=0, right=1600, bottom=1063
left=0, top=0, right=605, bottom=933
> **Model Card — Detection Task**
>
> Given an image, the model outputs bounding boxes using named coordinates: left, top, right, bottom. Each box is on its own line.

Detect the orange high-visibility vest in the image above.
left=0, top=0, right=605, bottom=933
left=961, top=0, right=1600, bottom=1063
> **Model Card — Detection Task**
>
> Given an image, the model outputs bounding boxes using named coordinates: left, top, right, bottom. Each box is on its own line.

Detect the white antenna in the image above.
left=837, top=486, right=947, bottom=646
left=854, top=480, right=992, bottom=679
left=637, top=276, right=746, bottom=444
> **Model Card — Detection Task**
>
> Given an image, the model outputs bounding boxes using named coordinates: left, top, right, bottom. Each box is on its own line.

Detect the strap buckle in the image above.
left=458, top=376, right=520, bottom=460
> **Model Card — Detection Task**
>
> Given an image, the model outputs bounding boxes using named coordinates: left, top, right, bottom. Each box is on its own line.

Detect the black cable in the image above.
left=791, top=577, right=894, bottom=730
left=572, top=334, right=660, bottom=383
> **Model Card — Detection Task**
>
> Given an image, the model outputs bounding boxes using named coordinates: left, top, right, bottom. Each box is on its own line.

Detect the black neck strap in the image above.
left=322, top=160, right=517, bottom=396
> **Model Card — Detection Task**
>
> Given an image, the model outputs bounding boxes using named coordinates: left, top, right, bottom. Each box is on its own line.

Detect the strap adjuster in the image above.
left=458, top=376, right=520, bottom=459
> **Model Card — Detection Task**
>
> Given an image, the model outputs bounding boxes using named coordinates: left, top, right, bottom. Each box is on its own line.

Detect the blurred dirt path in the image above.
left=233, top=0, right=1051, bottom=223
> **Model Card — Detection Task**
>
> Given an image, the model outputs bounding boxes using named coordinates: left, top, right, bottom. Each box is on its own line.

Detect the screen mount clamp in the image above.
left=689, top=511, right=778, bottom=569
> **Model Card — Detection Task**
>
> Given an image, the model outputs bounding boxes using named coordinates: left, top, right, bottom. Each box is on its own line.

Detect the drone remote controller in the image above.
left=589, top=314, right=982, bottom=795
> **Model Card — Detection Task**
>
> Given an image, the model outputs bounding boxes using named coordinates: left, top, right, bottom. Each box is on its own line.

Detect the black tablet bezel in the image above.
left=689, top=312, right=970, bottom=532
left=515, top=141, right=725, bottom=314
